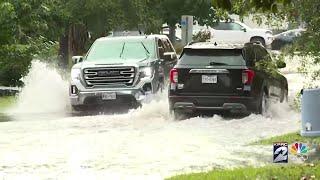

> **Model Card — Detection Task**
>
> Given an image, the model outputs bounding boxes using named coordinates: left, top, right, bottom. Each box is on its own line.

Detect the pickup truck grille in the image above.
left=83, top=67, right=135, bottom=87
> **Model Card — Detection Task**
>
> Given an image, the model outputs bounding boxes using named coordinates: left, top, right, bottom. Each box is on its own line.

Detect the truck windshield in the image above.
left=179, top=49, right=246, bottom=66
left=86, top=39, right=155, bottom=62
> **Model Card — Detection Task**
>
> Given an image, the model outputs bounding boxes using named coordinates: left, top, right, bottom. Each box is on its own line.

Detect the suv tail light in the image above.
left=170, top=68, right=178, bottom=83
left=242, top=69, right=255, bottom=84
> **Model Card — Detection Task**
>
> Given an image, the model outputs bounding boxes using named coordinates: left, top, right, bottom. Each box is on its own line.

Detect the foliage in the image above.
left=0, top=96, right=15, bottom=111
left=0, top=44, right=33, bottom=86
left=0, top=0, right=319, bottom=87
left=193, top=29, right=211, bottom=42
left=168, top=163, right=320, bottom=180
left=255, top=56, right=282, bottom=78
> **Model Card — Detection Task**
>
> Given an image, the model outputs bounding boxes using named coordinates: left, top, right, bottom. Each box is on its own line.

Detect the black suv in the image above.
left=168, top=42, right=288, bottom=119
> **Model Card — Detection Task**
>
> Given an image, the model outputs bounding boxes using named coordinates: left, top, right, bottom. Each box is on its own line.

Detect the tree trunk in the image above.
left=58, top=27, right=69, bottom=69
left=70, top=24, right=89, bottom=56
left=168, top=24, right=176, bottom=45
left=59, top=24, right=89, bottom=69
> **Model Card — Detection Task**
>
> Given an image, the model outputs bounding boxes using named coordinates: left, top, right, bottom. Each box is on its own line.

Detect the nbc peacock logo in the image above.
left=290, top=142, right=308, bottom=155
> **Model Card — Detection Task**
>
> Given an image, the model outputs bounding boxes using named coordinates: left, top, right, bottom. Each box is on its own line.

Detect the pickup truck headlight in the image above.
left=139, top=67, right=153, bottom=78
left=71, top=68, right=81, bottom=80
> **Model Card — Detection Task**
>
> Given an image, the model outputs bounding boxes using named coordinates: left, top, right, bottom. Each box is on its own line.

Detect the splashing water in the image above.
left=6, top=60, right=70, bottom=115
left=0, top=58, right=304, bottom=179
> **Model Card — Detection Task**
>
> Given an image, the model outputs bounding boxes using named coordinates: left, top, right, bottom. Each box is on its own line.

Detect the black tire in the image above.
left=250, top=37, right=266, bottom=47
left=173, top=109, right=188, bottom=120
left=72, top=105, right=87, bottom=112
left=258, top=92, right=269, bottom=116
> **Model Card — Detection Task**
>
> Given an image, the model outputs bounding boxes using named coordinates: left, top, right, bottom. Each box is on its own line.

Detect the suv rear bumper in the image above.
left=169, top=95, right=259, bottom=114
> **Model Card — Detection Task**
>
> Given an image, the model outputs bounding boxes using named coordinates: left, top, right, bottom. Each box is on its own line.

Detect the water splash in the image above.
left=7, top=60, right=70, bottom=115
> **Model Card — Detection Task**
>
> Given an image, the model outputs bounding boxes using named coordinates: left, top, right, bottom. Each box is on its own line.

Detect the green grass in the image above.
left=167, top=164, right=320, bottom=180
left=168, top=132, right=320, bottom=180
left=0, top=96, right=15, bottom=110
left=251, top=132, right=320, bottom=145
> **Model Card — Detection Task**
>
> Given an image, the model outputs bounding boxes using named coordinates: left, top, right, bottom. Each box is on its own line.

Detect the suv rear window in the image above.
left=179, top=49, right=246, bottom=66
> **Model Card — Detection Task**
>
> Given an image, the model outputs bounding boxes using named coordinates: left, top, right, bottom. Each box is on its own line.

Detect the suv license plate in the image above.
left=102, top=92, right=116, bottom=100
left=202, top=75, right=217, bottom=84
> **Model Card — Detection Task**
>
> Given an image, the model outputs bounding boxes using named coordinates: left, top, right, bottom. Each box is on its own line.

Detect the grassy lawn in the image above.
left=168, top=132, right=320, bottom=180
left=168, top=164, right=320, bottom=180
left=252, top=132, right=320, bottom=145
left=0, top=96, right=15, bottom=110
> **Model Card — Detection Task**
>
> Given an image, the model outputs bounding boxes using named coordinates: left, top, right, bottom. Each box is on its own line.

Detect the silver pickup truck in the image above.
left=70, top=35, right=177, bottom=111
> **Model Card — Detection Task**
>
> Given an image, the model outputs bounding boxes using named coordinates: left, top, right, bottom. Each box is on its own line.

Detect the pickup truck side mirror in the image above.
left=163, top=52, right=177, bottom=61
left=72, top=56, right=83, bottom=64
left=241, top=27, right=247, bottom=32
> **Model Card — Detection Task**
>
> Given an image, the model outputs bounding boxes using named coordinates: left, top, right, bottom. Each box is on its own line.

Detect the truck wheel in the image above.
left=72, top=105, right=87, bottom=111
left=251, top=37, right=266, bottom=47
left=258, top=92, right=269, bottom=116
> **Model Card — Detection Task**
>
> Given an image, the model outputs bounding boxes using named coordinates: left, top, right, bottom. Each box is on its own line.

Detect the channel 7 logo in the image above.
left=273, top=142, right=288, bottom=163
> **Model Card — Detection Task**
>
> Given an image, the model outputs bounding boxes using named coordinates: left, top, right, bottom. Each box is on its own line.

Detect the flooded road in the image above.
left=0, top=60, right=303, bottom=179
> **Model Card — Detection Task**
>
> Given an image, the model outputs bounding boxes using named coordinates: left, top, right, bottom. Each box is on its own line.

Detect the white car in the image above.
left=210, top=21, right=274, bottom=47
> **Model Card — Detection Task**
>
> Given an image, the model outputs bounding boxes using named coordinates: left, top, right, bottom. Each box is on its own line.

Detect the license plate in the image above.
left=202, top=75, right=217, bottom=84
left=102, top=92, right=116, bottom=100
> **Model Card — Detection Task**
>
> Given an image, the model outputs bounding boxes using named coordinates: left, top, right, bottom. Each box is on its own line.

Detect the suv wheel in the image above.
left=258, top=92, right=269, bottom=116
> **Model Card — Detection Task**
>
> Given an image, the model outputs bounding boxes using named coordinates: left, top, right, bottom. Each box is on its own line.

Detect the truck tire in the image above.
left=173, top=109, right=188, bottom=120
left=72, top=105, right=87, bottom=111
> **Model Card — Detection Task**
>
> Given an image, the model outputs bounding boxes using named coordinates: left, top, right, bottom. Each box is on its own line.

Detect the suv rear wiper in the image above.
left=209, top=61, right=228, bottom=66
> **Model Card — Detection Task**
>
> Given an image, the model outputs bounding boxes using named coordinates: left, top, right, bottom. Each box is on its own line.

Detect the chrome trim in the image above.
left=189, top=69, right=229, bottom=74
left=83, top=66, right=136, bottom=87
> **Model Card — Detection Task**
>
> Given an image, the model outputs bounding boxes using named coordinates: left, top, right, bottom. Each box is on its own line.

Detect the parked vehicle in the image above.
left=168, top=42, right=288, bottom=119
left=271, top=29, right=305, bottom=50
left=70, top=35, right=178, bottom=111
left=210, top=21, right=274, bottom=47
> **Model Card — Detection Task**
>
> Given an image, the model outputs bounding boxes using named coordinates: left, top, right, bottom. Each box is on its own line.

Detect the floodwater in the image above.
left=0, top=60, right=303, bottom=179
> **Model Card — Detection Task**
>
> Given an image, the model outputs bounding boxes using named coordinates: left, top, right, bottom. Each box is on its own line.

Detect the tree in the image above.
left=159, top=0, right=213, bottom=44
left=0, top=0, right=60, bottom=86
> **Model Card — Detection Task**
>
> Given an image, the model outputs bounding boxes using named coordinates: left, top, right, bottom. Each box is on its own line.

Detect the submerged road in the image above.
left=0, top=61, right=302, bottom=179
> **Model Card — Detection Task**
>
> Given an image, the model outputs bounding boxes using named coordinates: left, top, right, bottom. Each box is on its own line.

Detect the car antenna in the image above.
left=214, top=42, right=218, bottom=46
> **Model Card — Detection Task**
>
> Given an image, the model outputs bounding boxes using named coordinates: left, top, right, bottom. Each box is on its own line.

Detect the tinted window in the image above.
left=213, top=22, right=243, bottom=31
left=86, top=39, right=155, bottom=62
left=179, top=49, right=246, bottom=66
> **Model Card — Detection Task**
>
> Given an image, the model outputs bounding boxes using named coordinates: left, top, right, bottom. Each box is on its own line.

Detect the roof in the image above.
left=97, top=34, right=168, bottom=42
left=184, top=42, right=245, bottom=50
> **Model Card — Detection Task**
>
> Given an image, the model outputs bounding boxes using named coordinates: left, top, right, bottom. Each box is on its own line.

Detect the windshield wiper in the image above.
left=209, top=61, right=228, bottom=66
left=119, top=42, right=126, bottom=58
left=141, top=42, right=150, bottom=57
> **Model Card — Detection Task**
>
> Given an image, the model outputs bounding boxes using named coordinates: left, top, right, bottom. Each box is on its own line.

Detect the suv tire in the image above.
left=258, top=92, right=269, bottom=116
